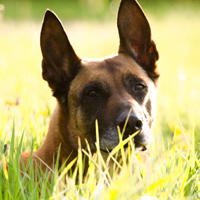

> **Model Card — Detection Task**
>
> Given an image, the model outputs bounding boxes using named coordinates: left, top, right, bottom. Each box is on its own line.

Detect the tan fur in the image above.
left=20, top=0, right=159, bottom=176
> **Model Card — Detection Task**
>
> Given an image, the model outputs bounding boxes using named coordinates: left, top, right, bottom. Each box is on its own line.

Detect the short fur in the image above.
left=21, top=0, right=159, bottom=174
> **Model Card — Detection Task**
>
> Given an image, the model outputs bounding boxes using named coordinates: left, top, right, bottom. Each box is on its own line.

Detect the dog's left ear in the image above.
left=117, top=0, right=159, bottom=80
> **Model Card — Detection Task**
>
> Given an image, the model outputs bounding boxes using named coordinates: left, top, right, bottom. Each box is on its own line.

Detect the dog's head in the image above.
left=40, top=0, right=159, bottom=153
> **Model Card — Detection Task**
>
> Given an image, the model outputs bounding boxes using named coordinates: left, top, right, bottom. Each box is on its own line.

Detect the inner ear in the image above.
left=117, top=0, right=151, bottom=61
left=117, top=0, right=159, bottom=80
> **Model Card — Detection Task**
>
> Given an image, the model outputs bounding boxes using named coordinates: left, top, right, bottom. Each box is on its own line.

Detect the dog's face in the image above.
left=67, top=55, right=158, bottom=152
left=40, top=0, right=159, bottom=153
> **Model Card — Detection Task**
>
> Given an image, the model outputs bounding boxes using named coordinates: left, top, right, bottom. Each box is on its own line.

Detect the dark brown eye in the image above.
left=135, top=83, right=145, bottom=91
left=87, top=90, right=99, bottom=97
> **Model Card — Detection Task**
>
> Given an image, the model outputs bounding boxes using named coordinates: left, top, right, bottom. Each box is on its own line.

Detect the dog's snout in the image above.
left=116, top=113, right=143, bottom=136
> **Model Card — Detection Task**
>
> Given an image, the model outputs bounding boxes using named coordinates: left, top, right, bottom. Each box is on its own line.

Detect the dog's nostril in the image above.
left=116, top=113, right=143, bottom=134
left=135, top=120, right=143, bottom=130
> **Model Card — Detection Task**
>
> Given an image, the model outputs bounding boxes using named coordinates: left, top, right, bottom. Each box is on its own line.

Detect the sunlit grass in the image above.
left=1, top=119, right=200, bottom=199
left=0, top=5, right=200, bottom=199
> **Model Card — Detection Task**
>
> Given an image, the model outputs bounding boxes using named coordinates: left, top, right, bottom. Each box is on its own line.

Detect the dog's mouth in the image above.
left=134, top=142, right=147, bottom=152
left=100, top=142, right=147, bottom=154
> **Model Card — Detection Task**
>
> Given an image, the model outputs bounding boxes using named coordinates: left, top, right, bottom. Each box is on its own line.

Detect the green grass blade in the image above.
left=175, top=109, right=200, bottom=168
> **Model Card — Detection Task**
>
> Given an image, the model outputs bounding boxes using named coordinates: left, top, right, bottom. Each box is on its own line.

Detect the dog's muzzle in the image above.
left=117, top=112, right=149, bottom=152
left=100, top=112, right=150, bottom=153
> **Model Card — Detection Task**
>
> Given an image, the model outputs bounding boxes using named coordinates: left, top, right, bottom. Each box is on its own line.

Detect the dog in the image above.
left=21, top=0, right=159, bottom=174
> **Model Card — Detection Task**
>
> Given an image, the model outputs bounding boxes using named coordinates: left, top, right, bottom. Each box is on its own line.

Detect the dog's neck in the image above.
left=35, top=104, right=77, bottom=168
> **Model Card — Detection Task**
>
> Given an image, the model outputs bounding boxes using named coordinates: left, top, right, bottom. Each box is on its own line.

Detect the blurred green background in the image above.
left=0, top=0, right=200, bottom=153
left=1, top=0, right=200, bottom=21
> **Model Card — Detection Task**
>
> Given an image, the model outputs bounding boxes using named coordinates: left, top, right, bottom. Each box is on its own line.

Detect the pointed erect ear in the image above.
left=40, top=10, right=81, bottom=98
left=117, top=0, right=159, bottom=80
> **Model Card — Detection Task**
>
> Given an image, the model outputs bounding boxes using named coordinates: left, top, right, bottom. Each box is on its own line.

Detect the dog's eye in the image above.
left=135, top=83, right=146, bottom=91
left=87, top=90, right=99, bottom=97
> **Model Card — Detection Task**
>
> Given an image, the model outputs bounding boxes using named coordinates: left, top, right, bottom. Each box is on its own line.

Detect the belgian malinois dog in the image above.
left=21, top=0, right=159, bottom=173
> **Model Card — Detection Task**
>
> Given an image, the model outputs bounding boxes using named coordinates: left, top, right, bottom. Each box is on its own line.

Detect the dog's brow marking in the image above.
left=83, top=81, right=110, bottom=96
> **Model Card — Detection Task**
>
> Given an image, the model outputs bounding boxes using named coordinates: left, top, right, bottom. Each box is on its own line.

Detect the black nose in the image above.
left=116, top=112, right=143, bottom=138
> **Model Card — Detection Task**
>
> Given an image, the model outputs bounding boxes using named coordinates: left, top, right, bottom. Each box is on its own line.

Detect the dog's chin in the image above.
left=100, top=148, right=112, bottom=154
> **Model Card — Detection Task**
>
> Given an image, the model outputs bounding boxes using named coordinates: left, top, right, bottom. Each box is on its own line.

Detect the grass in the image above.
left=0, top=1, right=200, bottom=199
left=1, top=120, right=200, bottom=199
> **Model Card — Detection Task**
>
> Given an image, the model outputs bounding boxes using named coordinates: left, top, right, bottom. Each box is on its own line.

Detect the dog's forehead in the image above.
left=78, top=54, right=153, bottom=84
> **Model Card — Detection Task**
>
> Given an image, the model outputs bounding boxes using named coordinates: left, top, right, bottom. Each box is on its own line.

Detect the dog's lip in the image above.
left=100, top=142, right=147, bottom=154
left=134, top=142, right=147, bottom=152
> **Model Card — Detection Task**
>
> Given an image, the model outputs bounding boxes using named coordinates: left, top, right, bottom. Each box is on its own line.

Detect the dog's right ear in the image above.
left=117, top=0, right=159, bottom=81
left=40, top=10, right=80, bottom=98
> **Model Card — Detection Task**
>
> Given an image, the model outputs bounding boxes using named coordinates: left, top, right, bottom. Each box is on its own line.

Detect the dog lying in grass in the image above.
left=20, top=0, right=159, bottom=176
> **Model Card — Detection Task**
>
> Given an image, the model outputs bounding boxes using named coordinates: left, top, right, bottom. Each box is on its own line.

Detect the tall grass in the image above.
left=0, top=2, right=200, bottom=199
left=1, top=119, right=200, bottom=199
